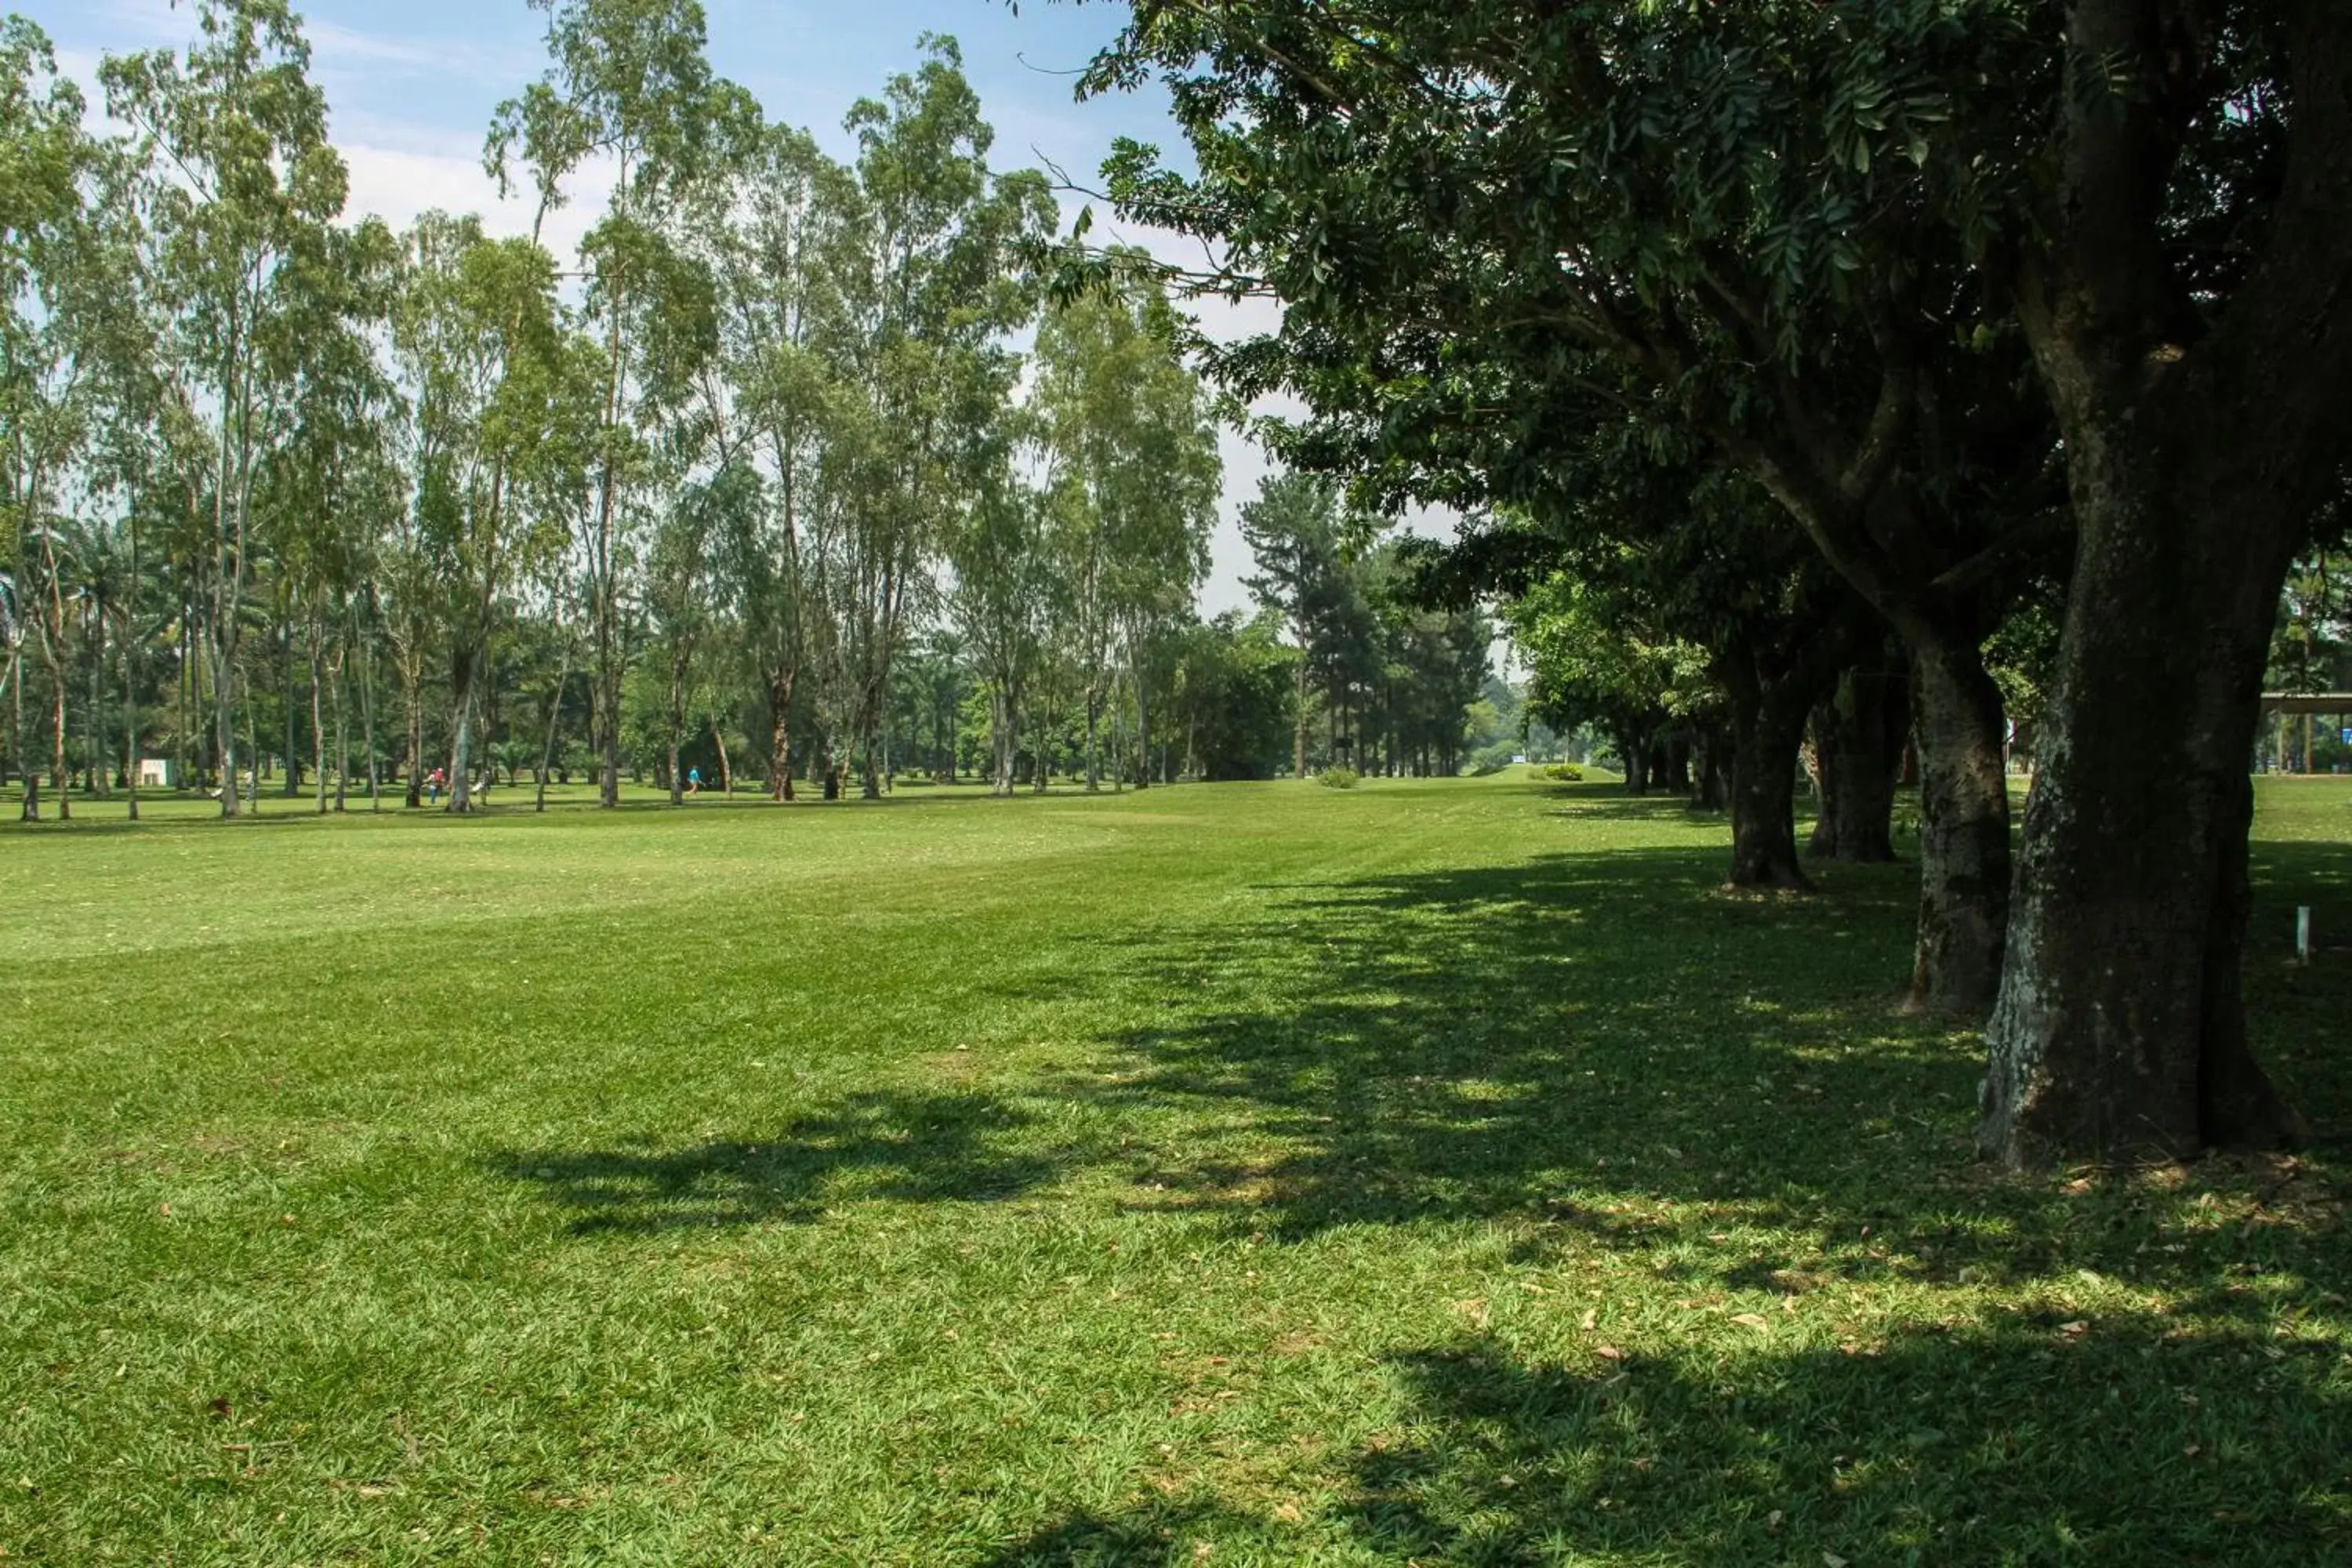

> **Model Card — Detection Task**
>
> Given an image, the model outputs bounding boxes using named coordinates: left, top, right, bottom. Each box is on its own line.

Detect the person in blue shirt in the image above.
left=686, top=765, right=702, bottom=797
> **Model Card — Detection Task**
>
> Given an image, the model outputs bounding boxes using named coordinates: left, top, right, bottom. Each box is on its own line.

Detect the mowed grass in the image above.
left=3, top=774, right=2350, bottom=1566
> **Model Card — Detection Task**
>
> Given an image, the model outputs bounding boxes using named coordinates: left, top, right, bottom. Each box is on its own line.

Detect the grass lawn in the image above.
left=3, top=772, right=2350, bottom=1565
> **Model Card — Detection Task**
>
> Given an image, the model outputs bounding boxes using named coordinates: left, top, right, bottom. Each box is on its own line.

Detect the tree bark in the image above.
left=1976, top=0, right=2352, bottom=1166
left=1980, top=488, right=2299, bottom=1163
left=1723, top=669, right=1813, bottom=891
left=403, top=664, right=423, bottom=809
left=311, top=627, right=328, bottom=815
left=448, top=651, right=478, bottom=814
left=768, top=679, right=794, bottom=802
left=1693, top=725, right=1728, bottom=811
left=1907, top=638, right=2009, bottom=1014
left=359, top=611, right=381, bottom=813
left=1809, top=660, right=1906, bottom=864
left=12, top=652, right=38, bottom=821
left=1617, top=727, right=1651, bottom=795
left=1292, top=628, right=1309, bottom=779
left=539, top=637, right=572, bottom=814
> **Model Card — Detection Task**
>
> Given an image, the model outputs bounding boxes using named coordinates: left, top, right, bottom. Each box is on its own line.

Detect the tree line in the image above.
left=1076, top=0, right=2352, bottom=1167
left=0, top=0, right=1501, bottom=825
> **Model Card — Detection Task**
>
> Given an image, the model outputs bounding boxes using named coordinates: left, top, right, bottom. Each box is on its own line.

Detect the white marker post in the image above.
left=2296, top=906, right=2312, bottom=965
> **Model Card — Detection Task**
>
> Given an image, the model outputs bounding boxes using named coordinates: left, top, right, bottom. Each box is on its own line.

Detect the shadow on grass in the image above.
left=492, top=1089, right=1064, bottom=1232
left=1072, top=843, right=1972, bottom=1234
left=1054, top=818, right=2352, bottom=1232
left=980, top=1308, right=2352, bottom=1564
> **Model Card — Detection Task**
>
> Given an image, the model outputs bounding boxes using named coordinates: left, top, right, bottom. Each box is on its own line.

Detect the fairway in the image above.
left=5, top=776, right=2351, bottom=1565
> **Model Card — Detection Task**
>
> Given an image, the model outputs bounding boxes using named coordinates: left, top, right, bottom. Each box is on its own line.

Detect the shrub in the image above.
left=1316, top=766, right=1362, bottom=789
left=1537, top=762, right=1585, bottom=782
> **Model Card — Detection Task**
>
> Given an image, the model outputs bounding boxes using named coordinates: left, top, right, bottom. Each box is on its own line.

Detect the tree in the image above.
left=1972, top=3, right=2352, bottom=1163
left=2, top=17, right=104, bottom=820
left=820, top=36, right=1052, bottom=798
left=1238, top=470, right=1350, bottom=779
left=1171, top=610, right=1300, bottom=781
left=706, top=123, right=856, bottom=800
left=1036, top=266, right=1220, bottom=791
left=946, top=428, right=1056, bottom=796
left=488, top=0, right=757, bottom=808
left=102, top=0, right=351, bottom=818
left=392, top=213, right=569, bottom=813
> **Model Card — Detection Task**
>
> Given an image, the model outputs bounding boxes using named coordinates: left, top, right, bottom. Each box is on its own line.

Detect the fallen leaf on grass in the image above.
left=1595, top=1345, right=1625, bottom=1361
left=1732, top=1312, right=1770, bottom=1330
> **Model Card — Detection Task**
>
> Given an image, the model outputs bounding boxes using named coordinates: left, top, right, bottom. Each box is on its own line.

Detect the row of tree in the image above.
left=0, top=1, right=1491, bottom=823
left=1075, top=0, right=2352, bottom=1167
left=2, top=1, right=1501, bottom=822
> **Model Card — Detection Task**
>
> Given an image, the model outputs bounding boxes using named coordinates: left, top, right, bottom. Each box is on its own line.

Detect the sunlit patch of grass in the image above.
left=0, top=775, right=2347, bottom=1564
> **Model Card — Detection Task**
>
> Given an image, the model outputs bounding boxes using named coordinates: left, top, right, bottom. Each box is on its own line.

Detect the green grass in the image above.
left=3, top=774, right=2350, bottom=1565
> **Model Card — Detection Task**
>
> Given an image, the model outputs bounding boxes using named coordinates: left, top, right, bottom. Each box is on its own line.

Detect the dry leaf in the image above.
left=1581, top=1308, right=1599, bottom=1331
left=1733, top=1312, right=1770, bottom=1330
left=1595, top=1345, right=1625, bottom=1360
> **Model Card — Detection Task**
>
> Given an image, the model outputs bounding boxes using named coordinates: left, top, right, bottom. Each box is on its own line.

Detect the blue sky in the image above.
left=32, top=1, right=1468, bottom=614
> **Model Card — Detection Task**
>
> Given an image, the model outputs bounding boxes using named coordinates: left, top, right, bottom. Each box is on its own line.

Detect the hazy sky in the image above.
left=32, top=0, right=1389, bottom=615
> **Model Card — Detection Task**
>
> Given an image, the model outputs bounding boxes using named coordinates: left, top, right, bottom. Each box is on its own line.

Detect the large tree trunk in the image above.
left=241, top=670, right=260, bottom=815
left=402, top=663, right=423, bottom=809
left=1724, top=672, right=1813, bottom=891
left=764, top=666, right=795, bottom=801
left=1809, top=659, right=1906, bottom=864
left=311, top=630, right=328, bottom=815
left=1292, top=632, right=1308, bottom=779
left=1981, top=505, right=2299, bottom=1162
left=212, top=633, right=240, bottom=818
left=1693, top=725, right=1728, bottom=811
left=332, top=642, right=348, bottom=815
left=1977, top=0, right=2352, bottom=1167
left=1979, top=454, right=2302, bottom=1164
left=1083, top=687, right=1102, bottom=792
left=991, top=684, right=1018, bottom=797
left=1907, top=637, right=2009, bottom=1015
left=87, top=610, right=108, bottom=799
left=599, top=658, right=622, bottom=809
left=122, top=625, right=140, bottom=822
left=282, top=630, right=302, bottom=797
left=448, top=650, right=478, bottom=814
left=359, top=622, right=381, bottom=813
left=1617, top=727, right=1651, bottom=795
left=1662, top=732, right=1691, bottom=795
left=45, top=639, right=70, bottom=822
left=12, top=653, right=37, bottom=822
left=1132, top=658, right=1151, bottom=792
left=666, top=659, right=688, bottom=808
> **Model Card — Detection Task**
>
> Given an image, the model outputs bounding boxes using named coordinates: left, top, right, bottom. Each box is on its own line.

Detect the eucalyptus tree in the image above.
left=704, top=124, right=858, bottom=800
left=100, top=0, right=350, bottom=818
left=822, top=37, right=1054, bottom=797
left=945, top=430, right=1057, bottom=796
left=392, top=212, right=571, bottom=812
left=2, top=17, right=102, bottom=818
left=488, top=0, right=757, bottom=807
left=1035, top=269, right=1219, bottom=790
